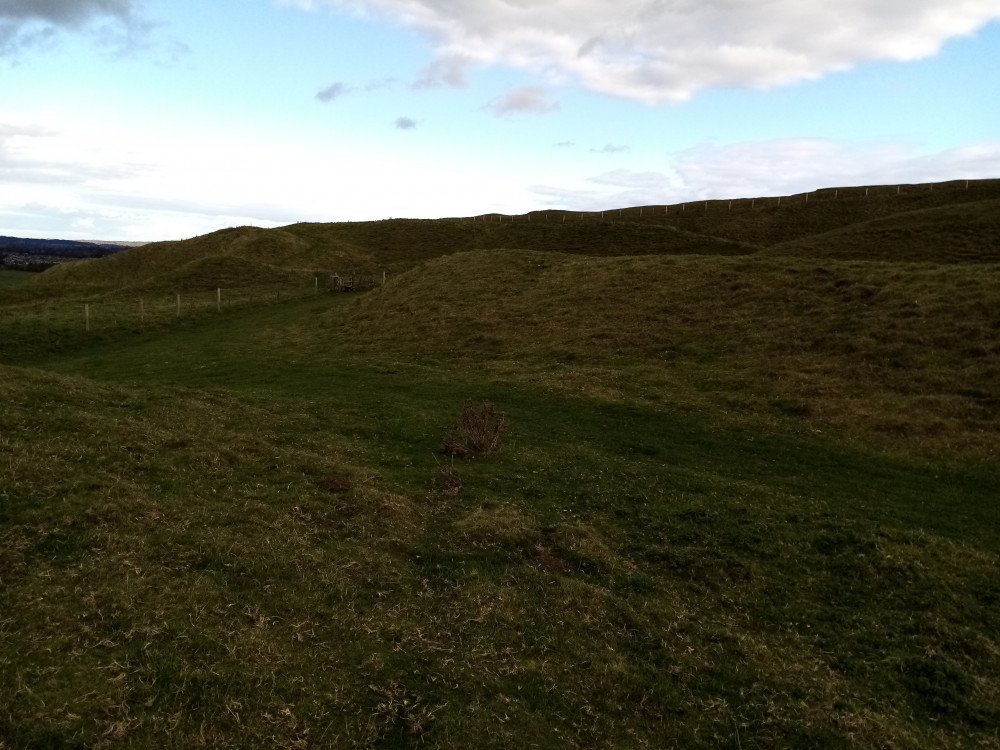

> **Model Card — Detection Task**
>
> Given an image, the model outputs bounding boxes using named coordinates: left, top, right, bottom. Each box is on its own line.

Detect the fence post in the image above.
left=177, top=294, right=181, bottom=317
left=85, top=304, right=90, bottom=331
left=217, top=288, right=221, bottom=312
left=140, top=299, right=144, bottom=324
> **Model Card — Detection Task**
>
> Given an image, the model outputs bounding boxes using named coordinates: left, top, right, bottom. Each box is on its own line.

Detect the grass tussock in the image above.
left=440, top=399, right=507, bottom=457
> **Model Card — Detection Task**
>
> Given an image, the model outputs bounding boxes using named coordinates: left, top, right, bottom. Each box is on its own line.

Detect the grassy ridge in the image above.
left=26, top=220, right=756, bottom=295
left=765, top=199, right=1000, bottom=263
left=641, top=179, right=1000, bottom=246
left=15, top=179, right=1000, bottom=297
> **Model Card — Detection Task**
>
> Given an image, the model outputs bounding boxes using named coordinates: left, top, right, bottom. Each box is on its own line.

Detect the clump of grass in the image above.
left=433, top=457, right=464, bottom=496
left=440, top=399, right=507, bottom=457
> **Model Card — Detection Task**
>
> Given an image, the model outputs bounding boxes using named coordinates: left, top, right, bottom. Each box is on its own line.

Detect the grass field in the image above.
left=1, top=182, right=999, bottom=748
left=0, top=270, right=33, bottom=288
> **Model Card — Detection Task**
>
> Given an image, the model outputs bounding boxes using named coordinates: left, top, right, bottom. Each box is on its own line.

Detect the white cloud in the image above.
left=294, top=0, right=1000, bottom=103
left=486, top=86, right=559, bottom=117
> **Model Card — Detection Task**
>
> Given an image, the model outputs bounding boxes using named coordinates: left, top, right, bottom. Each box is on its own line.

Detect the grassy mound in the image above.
left=330, top=249, right=1000, bottom=454
left=12, top=179, right=1000, bottom=299
left=765, top=199, right=1000, bottom=263
left=647, top=178, right=1000, bottom=246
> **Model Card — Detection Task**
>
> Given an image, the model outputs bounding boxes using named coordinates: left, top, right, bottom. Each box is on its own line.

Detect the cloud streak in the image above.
left=316, top=81, right=351, bottom=102
left=299, top=0, right=1000, bottom=103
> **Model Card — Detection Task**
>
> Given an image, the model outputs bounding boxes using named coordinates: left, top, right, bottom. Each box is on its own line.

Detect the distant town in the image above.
left=0, top=236, right=142, bottom=271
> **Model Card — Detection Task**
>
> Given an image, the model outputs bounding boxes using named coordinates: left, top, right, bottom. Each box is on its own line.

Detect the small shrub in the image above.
left=440, top=399, right=506, bottom=457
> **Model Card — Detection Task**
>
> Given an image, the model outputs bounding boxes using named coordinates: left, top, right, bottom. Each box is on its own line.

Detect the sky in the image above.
left=1, top=0, right=999, bottom=241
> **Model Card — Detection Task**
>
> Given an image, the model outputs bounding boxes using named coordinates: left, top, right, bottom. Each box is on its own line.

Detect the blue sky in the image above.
left=2, top=0, right=999, bottom=241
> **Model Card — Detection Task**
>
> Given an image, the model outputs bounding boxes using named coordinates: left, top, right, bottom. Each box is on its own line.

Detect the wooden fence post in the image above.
left=85, top=304, right=90, bottom=331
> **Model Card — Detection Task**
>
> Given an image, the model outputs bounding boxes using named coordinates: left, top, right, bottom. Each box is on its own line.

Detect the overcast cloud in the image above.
left=296, top=0, right=1000, bottom=102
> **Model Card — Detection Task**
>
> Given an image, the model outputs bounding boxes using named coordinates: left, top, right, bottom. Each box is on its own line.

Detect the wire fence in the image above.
left=0, top=279, right=348, bottom=357
left=470, top=179, right=995, bottom=223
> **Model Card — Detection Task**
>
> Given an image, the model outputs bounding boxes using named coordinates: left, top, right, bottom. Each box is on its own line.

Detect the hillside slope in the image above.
left=14, top=178, right=1000, bottom=297
left=326, top=249, right=1000, bottom=454
left=636, top=178, right=1000, bottom=246
left=763, top=199, right=1000, bottom=263
left=26, top=220, right=756, bottom=294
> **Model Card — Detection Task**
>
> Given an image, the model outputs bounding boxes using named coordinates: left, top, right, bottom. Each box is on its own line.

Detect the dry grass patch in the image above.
left=451, top=506, right=539, bottom=550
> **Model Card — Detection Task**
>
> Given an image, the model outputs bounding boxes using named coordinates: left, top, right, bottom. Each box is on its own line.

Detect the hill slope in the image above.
left=764, top=199, right=1000, bottom=262
left=20, top=179, right=1000, bottom=295
left=323, top=249, right=1000, bottom=454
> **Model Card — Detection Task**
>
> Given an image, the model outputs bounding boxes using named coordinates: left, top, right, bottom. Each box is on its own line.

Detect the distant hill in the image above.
left=17, top=178, right=1000, bottom=293
left=0, top=235, right=140, bottom=271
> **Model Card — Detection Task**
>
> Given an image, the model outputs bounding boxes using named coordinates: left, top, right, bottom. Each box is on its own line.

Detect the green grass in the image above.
left=4, top=290, right=998, bottom=748
left=0, top=269, right=33, bottom=288
left=2, top=180, right=999, bottom=747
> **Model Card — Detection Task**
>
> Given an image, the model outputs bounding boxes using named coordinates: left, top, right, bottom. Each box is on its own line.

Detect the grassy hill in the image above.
left=1, top=179, right=999, bottom=748
left=764, top=198, right=1000, bottom=262
left=20, top=178, right=1000, bottom=296
left=323, top=249, right=1000, bottom=455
